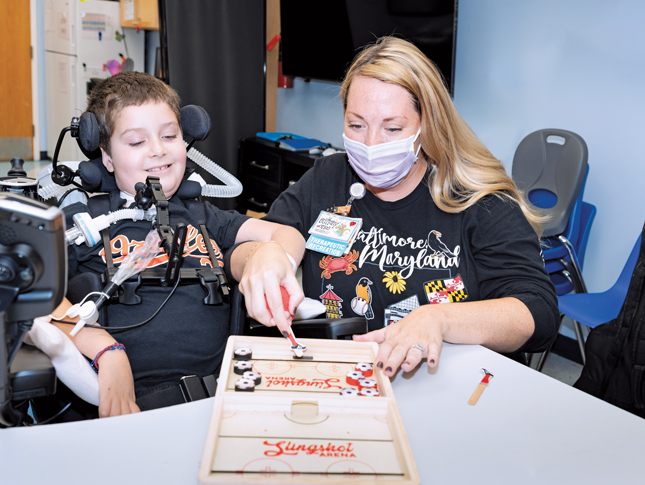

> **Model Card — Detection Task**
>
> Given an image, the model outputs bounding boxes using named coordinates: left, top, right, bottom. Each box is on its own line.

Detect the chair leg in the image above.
left=572, top=319, right=586, bottom=365
left=558, top=244, right=588, bottom=365
left=535, top=348, right=550, bottom=372
left=558, top=235, right=588, bottom=293
left=535, top=313, right=566, bottom=373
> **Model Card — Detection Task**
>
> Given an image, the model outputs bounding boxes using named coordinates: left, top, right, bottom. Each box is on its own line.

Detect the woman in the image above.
left=264, top=37, right=558, bottom=376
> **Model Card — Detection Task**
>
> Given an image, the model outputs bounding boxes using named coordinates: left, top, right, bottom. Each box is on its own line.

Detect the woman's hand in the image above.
left=96, top=350, right=140, bottom=418
left=353, top=305, right=444, bottom=377
left=237, top=241, right=304, bottom=334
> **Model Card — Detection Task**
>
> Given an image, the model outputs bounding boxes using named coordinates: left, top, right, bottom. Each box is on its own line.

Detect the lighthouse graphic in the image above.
left=320, top=285, right=343, bottom=319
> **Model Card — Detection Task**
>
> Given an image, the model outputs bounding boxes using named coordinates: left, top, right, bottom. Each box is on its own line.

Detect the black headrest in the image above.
left=78, top=111, right=101, bottom=160
left=175, top=179, right=202, bottom=199
left=76, top=105, right=211, bottom=156
left=180, top=105, right=211, bottom=142
left=78, top=158, right=117, bottom=193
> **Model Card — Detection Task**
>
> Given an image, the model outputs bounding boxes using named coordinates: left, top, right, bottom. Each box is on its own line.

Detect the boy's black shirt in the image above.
left=264, top=154, right=559, bottom=353
left=64, top=185, right=249, bottom=393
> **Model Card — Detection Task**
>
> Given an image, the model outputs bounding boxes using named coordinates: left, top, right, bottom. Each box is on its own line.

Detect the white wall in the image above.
left=276, top=0, right=645, bottom=294
left=276, top=78, right=343, bottom=147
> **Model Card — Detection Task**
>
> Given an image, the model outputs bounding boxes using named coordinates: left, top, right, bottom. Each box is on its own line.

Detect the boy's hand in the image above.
left=96, top=350, right=140, bottom=417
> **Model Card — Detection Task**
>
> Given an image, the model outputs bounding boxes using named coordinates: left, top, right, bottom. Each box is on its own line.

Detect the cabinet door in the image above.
left=241, top=145, right=281, bottom=188
left=238, top=180, right=280, bottom=215
left=120, top=0, right=159, bottom=31
left=0, top=0, right=32, bottom=160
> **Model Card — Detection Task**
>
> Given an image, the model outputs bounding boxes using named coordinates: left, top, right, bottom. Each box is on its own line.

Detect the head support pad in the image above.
left=78, top=111, right=101, bottom=159
left=78, top=158, right=118, bottom=193
left=180, top=105, right=211, bottom=142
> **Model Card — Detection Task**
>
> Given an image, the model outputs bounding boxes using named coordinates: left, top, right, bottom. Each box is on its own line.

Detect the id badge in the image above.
left=306, top=210, right=363, bottom=257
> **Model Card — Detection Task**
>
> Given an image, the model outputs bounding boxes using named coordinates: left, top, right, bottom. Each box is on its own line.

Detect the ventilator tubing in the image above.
left=65, top=207, right=157, bottom=247
left=187, top=145, right=243, bottom=198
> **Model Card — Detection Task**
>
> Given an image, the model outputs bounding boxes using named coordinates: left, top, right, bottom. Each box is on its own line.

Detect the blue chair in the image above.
left=544, top=198, right=596, bottom=295
left=557, top=233, right=642, bottom=357
left=534, top=200, right=596, bottom=371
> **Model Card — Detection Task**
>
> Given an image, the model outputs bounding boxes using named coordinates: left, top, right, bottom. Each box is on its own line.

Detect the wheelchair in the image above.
left=1, top=105, right=366, bottom=426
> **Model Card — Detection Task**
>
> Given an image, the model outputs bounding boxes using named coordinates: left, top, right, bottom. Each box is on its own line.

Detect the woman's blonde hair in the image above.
left=340, top=36, right=545, bottom=235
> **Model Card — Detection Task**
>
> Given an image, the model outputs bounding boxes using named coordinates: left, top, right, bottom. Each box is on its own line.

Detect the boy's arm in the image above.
left=231, top=219, right=305, bottom=334
left=49, top=298, right=139, bottom=418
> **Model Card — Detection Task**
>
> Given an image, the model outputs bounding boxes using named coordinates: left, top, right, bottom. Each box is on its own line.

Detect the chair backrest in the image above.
left=551, top=165, right=589, bottom=251
left=574, top=201, right=597, bottom=269
left=613, top=233, right=643, bottom=299
left=512, top=129, right=588, bottom=237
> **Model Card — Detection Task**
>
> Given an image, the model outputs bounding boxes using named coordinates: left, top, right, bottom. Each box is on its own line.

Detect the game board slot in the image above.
left=207, top=471, right=409, bottom=482
left=221, top=393, right=391, bottom=416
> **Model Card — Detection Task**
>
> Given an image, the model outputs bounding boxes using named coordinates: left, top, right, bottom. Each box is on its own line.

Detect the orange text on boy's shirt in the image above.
left=99, top=224, right=224, bottom=268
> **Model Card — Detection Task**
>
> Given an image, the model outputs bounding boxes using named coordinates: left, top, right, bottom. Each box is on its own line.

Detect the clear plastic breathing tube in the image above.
left=65, top=206, right=157, bottom=247
left=39, top=181, right=68, bottom=201
left=187, top=145, right=243, bottom=198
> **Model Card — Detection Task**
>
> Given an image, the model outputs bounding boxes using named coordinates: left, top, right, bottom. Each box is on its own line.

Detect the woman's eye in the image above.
left=348, top=123, right=363, bottom=130
left=387, top=127, right=402, bottom=133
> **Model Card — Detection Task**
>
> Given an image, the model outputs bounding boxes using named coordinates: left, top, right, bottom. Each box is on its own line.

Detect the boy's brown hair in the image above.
left=86, top=71, right=181, bottom=155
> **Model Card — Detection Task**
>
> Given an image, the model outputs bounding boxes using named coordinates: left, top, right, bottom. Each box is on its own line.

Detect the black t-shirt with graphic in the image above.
left=264, top=154, right=559, bottom=353
left=65, top=188, right=249, bottom=392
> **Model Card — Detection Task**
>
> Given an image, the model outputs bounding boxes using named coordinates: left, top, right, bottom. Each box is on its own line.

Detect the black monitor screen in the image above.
left=280, top=0, right=457, bottom=92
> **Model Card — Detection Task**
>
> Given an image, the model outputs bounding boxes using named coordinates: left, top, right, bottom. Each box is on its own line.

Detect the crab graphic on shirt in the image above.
left=319, top=250, right=359, bottom=279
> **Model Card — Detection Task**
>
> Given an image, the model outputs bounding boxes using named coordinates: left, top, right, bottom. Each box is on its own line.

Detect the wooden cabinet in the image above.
left=120, top=0, right=159, bottom=31
left=237, top=137, right=319, bottom=214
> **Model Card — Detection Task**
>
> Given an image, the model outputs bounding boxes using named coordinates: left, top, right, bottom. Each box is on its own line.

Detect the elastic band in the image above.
left=286, top=253, right=298, bottom=274
left=91, top=342, right=126, bottom=372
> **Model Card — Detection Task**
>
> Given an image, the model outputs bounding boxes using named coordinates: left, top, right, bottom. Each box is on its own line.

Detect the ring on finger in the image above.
left=410, top=343, right=424, bottom=353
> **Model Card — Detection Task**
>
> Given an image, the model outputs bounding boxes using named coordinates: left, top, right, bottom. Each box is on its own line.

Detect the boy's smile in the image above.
left=102, top=102, right=186, bottom=199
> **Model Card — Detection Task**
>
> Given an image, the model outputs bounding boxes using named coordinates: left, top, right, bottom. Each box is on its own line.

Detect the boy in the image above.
left=47, top=72, right=305, bottom=419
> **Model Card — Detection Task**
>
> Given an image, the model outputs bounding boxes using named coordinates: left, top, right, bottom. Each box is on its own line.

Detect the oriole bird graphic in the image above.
left=427, top=230, right=457, bottom=258
left=355, top=277, right=374, bottom=319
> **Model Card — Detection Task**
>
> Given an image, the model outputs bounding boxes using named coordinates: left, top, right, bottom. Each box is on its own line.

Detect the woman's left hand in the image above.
left=353, top=306, right=443, bottom=377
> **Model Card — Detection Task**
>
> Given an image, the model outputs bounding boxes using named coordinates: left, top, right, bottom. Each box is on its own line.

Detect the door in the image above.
left=0, top=1, right=33, bottom=160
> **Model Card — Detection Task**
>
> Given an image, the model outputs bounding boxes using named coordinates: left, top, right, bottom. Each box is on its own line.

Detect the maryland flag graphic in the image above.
left=424, top=274, right=468, bottom=304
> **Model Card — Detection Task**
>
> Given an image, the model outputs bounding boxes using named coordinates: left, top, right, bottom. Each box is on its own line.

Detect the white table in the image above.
left=2, top=343, right=644, bottom=484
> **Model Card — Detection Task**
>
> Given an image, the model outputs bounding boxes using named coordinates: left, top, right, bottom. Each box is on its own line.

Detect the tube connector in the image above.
left=65, top=208, right=156, bottom=247
left=69, top=301, right=99, bottom=337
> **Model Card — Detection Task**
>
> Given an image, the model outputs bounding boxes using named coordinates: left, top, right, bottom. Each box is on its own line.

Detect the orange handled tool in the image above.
left=468, top=368, right=493, bottom=406
left=265, top=287, right=307, bottom=358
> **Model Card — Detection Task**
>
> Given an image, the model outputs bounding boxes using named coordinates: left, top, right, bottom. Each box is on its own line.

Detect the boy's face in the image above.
left=102, top=102, right=186, bottom=198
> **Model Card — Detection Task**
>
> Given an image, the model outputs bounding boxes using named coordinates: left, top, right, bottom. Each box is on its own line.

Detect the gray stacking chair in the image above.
left=512, top=129, right=591, bottom=368
left=512, top=129, right=588, bottom=238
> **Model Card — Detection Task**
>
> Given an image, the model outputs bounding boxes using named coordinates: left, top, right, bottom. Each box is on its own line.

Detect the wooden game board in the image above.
left=199, top=336, right=419, bottom=484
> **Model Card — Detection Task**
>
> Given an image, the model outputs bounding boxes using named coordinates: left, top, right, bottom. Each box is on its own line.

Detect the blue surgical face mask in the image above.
left=342, top=129, right=421, bottom=188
